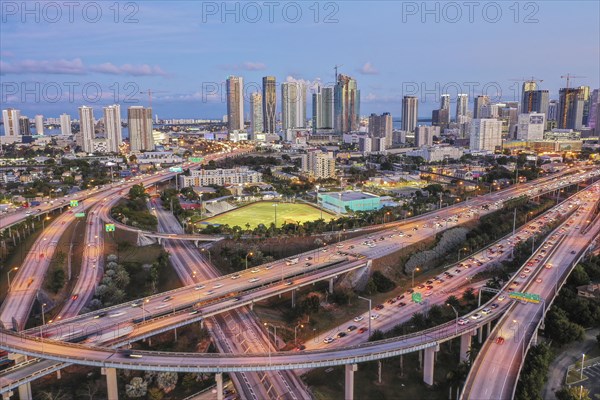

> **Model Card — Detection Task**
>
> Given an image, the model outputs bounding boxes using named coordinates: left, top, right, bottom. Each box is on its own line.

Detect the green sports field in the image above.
left=203, top=202, right=335, bottom=228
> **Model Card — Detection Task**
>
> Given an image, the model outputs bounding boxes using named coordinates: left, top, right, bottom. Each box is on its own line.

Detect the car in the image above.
left=406, top=289, right=415, bottom=294
left=294, top=345, right=306, bottom=351
left=470, top=313, right=482, bottom=320
left=417, top=284, right=425, bottom=289
left=231, top=274, right=241, bottom=280
left=495, top=337, right=505, bottom=345
left=189, top=309, right=200, bottom=315
left=131, top=300, right=143, bottom=307
left=571, top=250, right=576, bottom=254
left=71, top=294, right=79, bottom=301
left=375, top=304, right=384, bottom=310
left=305, top=262, right=312, bottom=267
left=536, top=277, right=543, bottom=283
left=336, top=332, right=347, bottom=338
left=426, top=285, right=434, bottom=290
left=285, top=280, right=293, bottom=286
left=481, top=307, right=492, bottom=314
left=162, top=296, right=172, bottom=302
left=457, top=318, right=469, bottom=325
left=251, top=268, right=260, bottom=273
left=519, top=273, right=527, bottom=279
left=358, top=327, right=368, bottom=334
left=353, top=316, right=364, bottom=322
left=94, top=312, right=107, bottom=319
left=248, top=278, right=260, bottom=283
left=545, top=263, right=552, bottom=269
left=213, top=283, right=224, bottom=288
left=205, top=290, right=216, bottom=295
left=371, top=313, right=379, bottom=320
left=323, top=337, right=335, bottom=344
left=490, top=303, right=499, bottom=309
left=194, top=285, right=205, bottom=290
left=347, top=325, right=357, bottom=332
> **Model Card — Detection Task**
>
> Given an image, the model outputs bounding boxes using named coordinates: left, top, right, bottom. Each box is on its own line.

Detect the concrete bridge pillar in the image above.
left=216, top=373, right=224, bottom=400
left=478, top=326, right=483, bottom=344
left=194, top=240, right=199, bottom=248
left=344, top=364, right=358, bottom=400
left=423, top=345, right=439, bottom=386
left=2, top=390, right=13, bottom=399
left=102, top=367, right=119, bottom=400
left=17, top=384, right=32, bottom=400
left=460, top=332, right=472, bottom=363
left=291, top=289, right=296, bottom=308
left=485, top=322, right=491, bottom=337
left=531, top=330, right=538, bottom=345
left=329, top=278, right=334, bottom=294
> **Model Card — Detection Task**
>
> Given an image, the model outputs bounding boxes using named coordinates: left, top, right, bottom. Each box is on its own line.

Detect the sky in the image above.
left=1, top=1, right=599, bottom=120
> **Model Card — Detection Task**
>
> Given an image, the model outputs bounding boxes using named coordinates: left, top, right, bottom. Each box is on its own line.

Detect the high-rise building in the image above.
left=432, top=108, right=449, bottom=128
left=474, top=96, right=490, bottom=119
left=456, top=94, right=469, bottom=120
left=281, top=81, right=306, bottom=140
left=19, top=116, right=31, bottom=136
left=301, top=150, right=336, bottom=179
left=2, top=108, right=21, bottom=137
left=78, top=106, right=95, bottom=152
left=578, top=86, right=591, bottom=126
left=522, top=90, right=549, bottom=116
left=128, top=106, right=154, bottom=151
left=312, top=85, right=334, bottom=132
left=520, top=80, right=537, bottom=112
left=250, top=92, right=264, bottom=136
left=589, top=89, right=599, bottom=131
left=262, top=76, right=276, bottom=133
left=470, top=118, right=502, bottom=152
left=334, top=74, right=360, bottom=134
left=440, top=94, right=450, bottom=110
left=402, top=96, right=418, bottom=133
left=558, top=88, right=584, bottom=129
left=34, top=115, right=44, bottom=135
left=226, top=76, right=244, bottom=132
left=415, top=125, right=440, bottom=147
left=516, top=113, right=546, bottom=140
left=104, top=104, right=122, bottom=153
left=547, top=100, right=559, bottom=122
left=368, top=112, right=393, bottom=149
left=60, top=113, right=72, bottom=136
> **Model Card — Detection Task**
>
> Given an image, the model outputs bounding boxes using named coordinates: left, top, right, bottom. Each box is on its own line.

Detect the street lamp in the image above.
left=273, top=203, right=278, bottom=228
left=411, top=267, right=420, bottom=287
left=39, top=303, right=47, bottom=340
left=294, top=323, right=304, bottom=345
left=447, top=303, right=459, bottom=334
left=245, top=252, right=253, bottom=269
left=358, top=296, right=372, bottom=337
left=7, top=267, right=18, bottom=289
left=201, top=248, right=211, bottom=263
left=42, top=216, right=50, bottom=230
left=384, top=211, right=391, bottom=224
left=142, top=299, right=150, bottom=322
left=457, top=247, right=468, bottom=261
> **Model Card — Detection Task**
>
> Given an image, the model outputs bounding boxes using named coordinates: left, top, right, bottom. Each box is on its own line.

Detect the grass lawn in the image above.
left=203, top=202, right=335, bottom=229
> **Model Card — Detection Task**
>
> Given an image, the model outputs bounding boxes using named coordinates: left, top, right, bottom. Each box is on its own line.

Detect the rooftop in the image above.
left=321, top=191, right=379, bottom=201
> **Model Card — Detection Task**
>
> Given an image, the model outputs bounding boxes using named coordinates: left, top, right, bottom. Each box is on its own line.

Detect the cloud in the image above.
left=0, top=51, right=14, bottom=58
left=219, top=61, right=267, bottom=71
left=90, top=63, right=168, bottom=77
left=0, top=58, right=86, bottom=75
left=358, top=62, right=379, bottom=75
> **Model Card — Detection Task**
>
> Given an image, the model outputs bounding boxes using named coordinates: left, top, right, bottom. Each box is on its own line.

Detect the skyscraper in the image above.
left=104, top=104, right=122, bottom=153
left=78, top=106, right=95, bottom=152
left=415, top=125, right=440, bottom=147
left=432, top=108, right=449, bottom=128
left=516, top=113, right=546, bottom=140
left=334, top=74, right=360, bottom=134
left=547, top=100, right=559, bottom=122
left=589, top=89, right=599, bottom=131
left=2, top=109, right=21, bottom=137
left=522, top=90, right=549, bottom=116
left=128, top=106, right=154, bottom=151
left=281, top=81, right=306, bottom=139
left=250, top=92, right=264, bottom=136
left=440, top=94, right=450, bottom=110
left=474, top=95, right=490, bottom=119
left=456, top=94, right=469, bottom=120
left=402, top=96, right=418, bottom=133
left=470, top=119, right=502, bottom=151
left=34, top=115, right=44, bottom=135
left=312, top=85, right=334, bottom=132
left=19, top=116, right=31, bottom=136
left=558, top=88, right=584, bottom=129
left=520, top=80, right=538, bottom=112
left=226, top=76, right=244, bottom=132
left=368, top=112, right=393, bottom=149
left=262, top=76, right=276, bottom=133
left=578, top=86, right=591, bottom=126
left=60, top=113, right=72, bottom=136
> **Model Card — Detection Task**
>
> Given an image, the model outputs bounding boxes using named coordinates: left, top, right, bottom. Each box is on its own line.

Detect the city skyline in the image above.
left=1, top=2, right=598, bottom=119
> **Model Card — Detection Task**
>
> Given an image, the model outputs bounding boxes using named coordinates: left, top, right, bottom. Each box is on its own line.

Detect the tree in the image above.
left=544, top=308, right=584, bottom=345
left=147, top=388, right=164, bottom=400
left=128, top=184, right=147, bottom=201
left=555, top=386, right=590, bottom=400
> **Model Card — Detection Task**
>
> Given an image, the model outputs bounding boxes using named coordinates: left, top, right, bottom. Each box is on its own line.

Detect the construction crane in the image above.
left=559, top=74, right=586, bottom=128
left=139, top=89, right=168, bottom=108
left=509, top=77, right=544, bottom=112
left=334, top=64, right=343, bottom=82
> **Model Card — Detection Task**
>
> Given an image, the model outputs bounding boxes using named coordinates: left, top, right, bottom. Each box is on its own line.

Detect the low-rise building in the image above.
left=179, top=167, right=262, bottom=188
left=317, top=191, right=381, bottom=214
left=406, top=145, right=464, bottom=162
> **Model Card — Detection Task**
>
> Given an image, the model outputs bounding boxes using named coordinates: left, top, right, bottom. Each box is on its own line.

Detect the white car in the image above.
left=248, top=277, right=260, bottom=283
left=213, top=283, right=224, bottom=289
left=371, top=313, right=379, bottom=320
left=353, top=316, right=364, bottom=322
left=323, top=337, right=335, bottom=344
left=470, top=313, right=482, bottom=320
left=251, top=268, right=260, bottom=274
left=481, top=308, right=492, bottom=315
left=457, top=318, right=469, bottom=325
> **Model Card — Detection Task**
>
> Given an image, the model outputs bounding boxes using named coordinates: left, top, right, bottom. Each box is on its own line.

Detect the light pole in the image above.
left=7, top=267, right=18, bottom=289
left=447, top=303, right=459, bottom=335
left=245, top=252, right=253, bottom=269
left=294, top=323, right=304, bottom=345
left=201, top=248, right=211, bottom=263
left=358, top=296, right=372, bottom=337
left=579, top=353, right=586, bottom=400
left=457, top=247, right=468, bottom=262
left=42, top=216, right=50, bottom=230
left=40, top=303, right=47, bottom=339
left=142, top=299, right=149, bottom=322
left=273, top=203, right=278, bottom=228
left=411, top=267, right=420, bottom=287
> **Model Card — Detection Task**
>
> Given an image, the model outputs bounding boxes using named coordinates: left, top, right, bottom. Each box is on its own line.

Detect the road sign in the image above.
left=412, top=292, right=422, bottom=303
left=105, top=223, right=115, bottom=232
left=75, top=212, right=85, bottom=218
left=509, top=291, right=541, bottom=304
left=189, top=157, right=203, bottom=163
left=169, top=167, right=183, bottom=173
left=70, top=200, right=79, bottom=207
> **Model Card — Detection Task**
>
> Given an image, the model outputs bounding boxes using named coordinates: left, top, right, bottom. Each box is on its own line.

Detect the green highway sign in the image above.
left=105, top=223, right=115, bottom=232
left=169, top=167, right=183, bottom=173
left=412, top=292, right=422, bottom=303
left=189, top=157, right=203, bottom=163
left=70, top=200, right=79, bottom=207
left=509, top=291, right=541, bottom=304
left=75, top=212, right=86, bottom=218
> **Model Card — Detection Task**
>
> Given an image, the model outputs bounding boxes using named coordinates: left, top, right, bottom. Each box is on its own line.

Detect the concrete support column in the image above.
left=531, top=330, right=538, bottom=345
left=249, top=302, right=254, bottom=311
left=2, top=390, right=13, bottom=400
left=344, top=364, right=358, bottom=400
left=460, top=332, right=472, bottom=363
left=477, top=326, right=483, bottom=344
left=17, top=383, right=32, bottom=400
left=216, top=373, right=224, bottom=400
left=485, top=322, right=491, bottom=337
left=423, top=345, right=438, bottom=386
left=329, top=278, right=334, bottom=294
left=291, top=289, right=296, bottom=308
left=102, top=367, right=119, bottom=400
